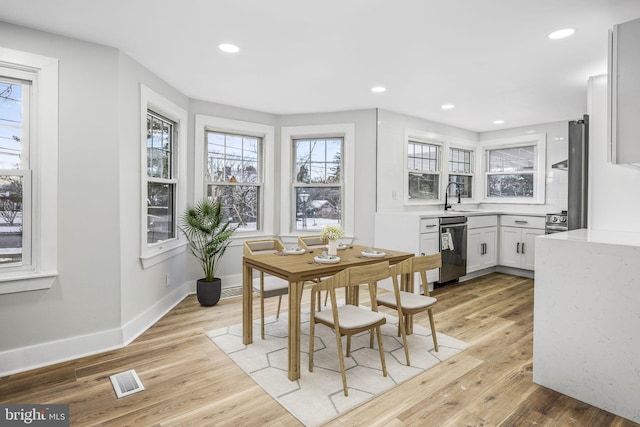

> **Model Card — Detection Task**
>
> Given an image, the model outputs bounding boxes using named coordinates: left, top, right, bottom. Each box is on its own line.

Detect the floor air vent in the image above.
left=110, top=369, right=145, bottom=398
left=221, top=286, right=242, bottom=299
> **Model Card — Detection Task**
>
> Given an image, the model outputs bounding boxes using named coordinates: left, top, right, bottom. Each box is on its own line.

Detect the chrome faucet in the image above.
left=444, top=182, right=462, bottom=211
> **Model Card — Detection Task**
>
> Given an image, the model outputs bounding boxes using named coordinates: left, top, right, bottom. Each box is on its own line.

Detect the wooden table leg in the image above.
left=288, top=280, right=302, bottom=381
left=242, top=263, right=253, bottom=345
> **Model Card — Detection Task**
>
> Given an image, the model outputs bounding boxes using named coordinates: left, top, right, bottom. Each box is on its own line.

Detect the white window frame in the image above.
left=480, top=134, right=546, bottom=204
left=280, top=123, right=355, bottom=238
left=194, top=115, right=275, bottom=239
left=404, top=129, right=443, bottom=206
left=139, top=85, right=188, bottom=269
left=0, top=48, right=58, bottom=294
left=446, top=146, right=475, bottom=200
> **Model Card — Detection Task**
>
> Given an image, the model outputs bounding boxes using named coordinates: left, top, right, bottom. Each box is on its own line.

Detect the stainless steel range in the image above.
left=545, top=211, right=568, bottom=234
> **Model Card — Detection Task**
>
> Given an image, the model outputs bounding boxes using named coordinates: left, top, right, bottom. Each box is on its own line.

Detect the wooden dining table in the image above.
left=242, top=244, right=414, bottom=381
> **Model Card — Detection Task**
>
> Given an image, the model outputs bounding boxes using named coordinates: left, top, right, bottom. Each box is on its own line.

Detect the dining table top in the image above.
left=242, top=244, right=414, bottom=283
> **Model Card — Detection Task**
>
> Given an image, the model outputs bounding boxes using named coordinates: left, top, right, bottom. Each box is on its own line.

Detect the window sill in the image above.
left=0, top=271, right=59, bottom=295
left=140, top=241, right=187, bottom=269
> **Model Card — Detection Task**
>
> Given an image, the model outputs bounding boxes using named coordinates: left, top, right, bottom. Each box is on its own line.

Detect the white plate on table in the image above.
left=314, top=255, right=341, bottom=264
left=283, top=247, right=306, bottom=255
left=361, top=250, right=386, bottom=258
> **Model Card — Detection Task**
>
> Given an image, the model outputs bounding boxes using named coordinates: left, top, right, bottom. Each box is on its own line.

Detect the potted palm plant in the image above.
left=180, top=198, right=237, bottom=306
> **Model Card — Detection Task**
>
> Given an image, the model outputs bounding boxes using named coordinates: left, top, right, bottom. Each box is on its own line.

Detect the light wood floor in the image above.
left=1, top=272, right=638, bottom=426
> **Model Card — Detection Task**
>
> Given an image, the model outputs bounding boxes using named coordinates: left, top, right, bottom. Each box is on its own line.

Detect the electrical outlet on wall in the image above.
left=392, top=190, right=397, bottom=200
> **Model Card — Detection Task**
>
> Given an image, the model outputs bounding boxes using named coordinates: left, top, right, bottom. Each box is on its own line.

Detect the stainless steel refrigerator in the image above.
left=568, top=115, right=589, bottom=230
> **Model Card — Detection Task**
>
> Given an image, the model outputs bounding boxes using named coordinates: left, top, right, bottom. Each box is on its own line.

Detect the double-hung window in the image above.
left=146, top=111, right=176, bottom=243
left=0, top=47, right=58, bottom=293
left=0, top=75, right=30, bottom=268
left=448, top=147, right=473, bottom=198
left=407, top=140, right=441, bottom=201
left=293, top=137, right=342, bottom=231
left=486, top=145, right=536, bottom=198
left=481, top=135, right=546, bottom=204
left=206, top=131, right=262, bottom=231
left=140, top=85, right=187, bottom=268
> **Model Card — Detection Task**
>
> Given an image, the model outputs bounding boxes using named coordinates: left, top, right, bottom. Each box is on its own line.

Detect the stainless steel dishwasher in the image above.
left=436, top=216, right=467, bottom=287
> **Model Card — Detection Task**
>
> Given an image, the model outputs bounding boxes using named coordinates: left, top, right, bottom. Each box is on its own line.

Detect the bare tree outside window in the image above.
left=294, top=138, right=342, bottom=231
left=486, top=146, right=535, bottom=198
left=206, top=131, right=261, bottom=231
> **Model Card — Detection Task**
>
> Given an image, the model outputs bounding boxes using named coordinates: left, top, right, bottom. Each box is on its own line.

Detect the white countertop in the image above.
left=540, top=228, right=640, bottom=248
left=417, top=210, right=546, bottom=218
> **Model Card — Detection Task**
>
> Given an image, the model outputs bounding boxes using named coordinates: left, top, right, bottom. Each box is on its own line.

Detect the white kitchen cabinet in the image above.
left=374, top=213, right=440, bottom=290
left=419, top=218, right=440, bottom=283
left=608, top=17, right=640, bottom=166
left=466, top=215, right=497, bottom=273
left=499, top=215, right=545, bottom=270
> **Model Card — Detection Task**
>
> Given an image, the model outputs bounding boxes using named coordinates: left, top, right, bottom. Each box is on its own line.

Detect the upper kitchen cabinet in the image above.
left=608, top=17, right=640, bottom=166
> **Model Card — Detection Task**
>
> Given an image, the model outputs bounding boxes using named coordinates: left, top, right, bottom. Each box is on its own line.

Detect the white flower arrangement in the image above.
left=320, top=225, right=345, bottom=241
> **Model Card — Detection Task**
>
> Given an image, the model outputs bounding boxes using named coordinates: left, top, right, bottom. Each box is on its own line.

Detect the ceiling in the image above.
left=2, top=0, right=640, bottom=132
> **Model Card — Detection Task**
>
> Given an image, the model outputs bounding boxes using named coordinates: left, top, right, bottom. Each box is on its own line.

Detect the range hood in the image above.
left=552, top=159, right=568, bottom=170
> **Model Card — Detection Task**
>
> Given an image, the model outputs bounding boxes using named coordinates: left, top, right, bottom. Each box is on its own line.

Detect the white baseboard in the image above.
left=0, top=280, right=194, bottom=377
left=121, top=280, right=194, bottom=345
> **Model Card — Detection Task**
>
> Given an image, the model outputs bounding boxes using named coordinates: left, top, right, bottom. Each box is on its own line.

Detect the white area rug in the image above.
left=208, top=307, right=468, bottom=427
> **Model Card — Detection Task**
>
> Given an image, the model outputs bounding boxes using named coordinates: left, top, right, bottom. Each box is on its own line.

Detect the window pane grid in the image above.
left=449, top=147, right=472, bottom=173
left=206, top=131, right=263, bottom=232
left=207, top=131, right=261, bottom=184
left=408, top=141, right=439, bottom=172
left=295, top=138, right=342, bottom=184
left=146, top=110, right=176, bottom=243
left=147, top=113, right=173, bottom=179
left=294, top=137, right=343, bottom=231
left=407, top=141, right=440, bottom=200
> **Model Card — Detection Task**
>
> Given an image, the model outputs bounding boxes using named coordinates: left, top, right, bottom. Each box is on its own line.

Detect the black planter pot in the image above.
left=196, top=278, right=222, bottom=306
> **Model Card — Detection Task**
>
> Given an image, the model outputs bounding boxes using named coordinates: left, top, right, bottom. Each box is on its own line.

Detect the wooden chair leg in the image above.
left=260, top=294, right=265, bottom=340
left=336, top=330, right=349, bottom=396
left=375, top=326, right=388, bottom=377
left=276, top=295, right=282, bottom=319
left=397, top=312, right=410, bottom=366
left=346, top=335, right=351, bottom=357
left=427, top=308, right=438, bottom=352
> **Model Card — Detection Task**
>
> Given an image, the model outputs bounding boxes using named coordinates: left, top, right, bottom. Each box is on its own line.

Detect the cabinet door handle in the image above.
left=481, top=243, right=484, bottom=255
left=521, top=243, right=525, bottom=254
left=425, top=224, right=437, bottom=229
left=482, top=243, right=486, bottom=255
left=515, top=220, right=528, bottom=224
left=517, top=242, right=520, bottom=253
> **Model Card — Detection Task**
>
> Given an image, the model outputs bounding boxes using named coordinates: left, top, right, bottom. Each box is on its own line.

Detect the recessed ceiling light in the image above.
left=548, top=28, right=575, bottom=40
left=554, top=137, right=565, bottom=141
left=371, top=86, right=386, bottom=93
left=441, top=104, right=455, bottom=110
left=219, top=43, right=240, bottom=53
left=493, top=119, right=505, bottom=124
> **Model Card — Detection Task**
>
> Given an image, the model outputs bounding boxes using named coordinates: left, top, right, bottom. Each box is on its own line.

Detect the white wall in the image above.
left=376, top=108, right=570, bottom=215
left=0, top=22, right=124, bottom=368
left=588, top=74, right=640, bottom=231
left=479, top=120, right=570, bottom=214
left=116, top=52, right=191, bottom=339
left=0, top=22, right=197, bottom=375
left=376, top=109, right=478, bottom=212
